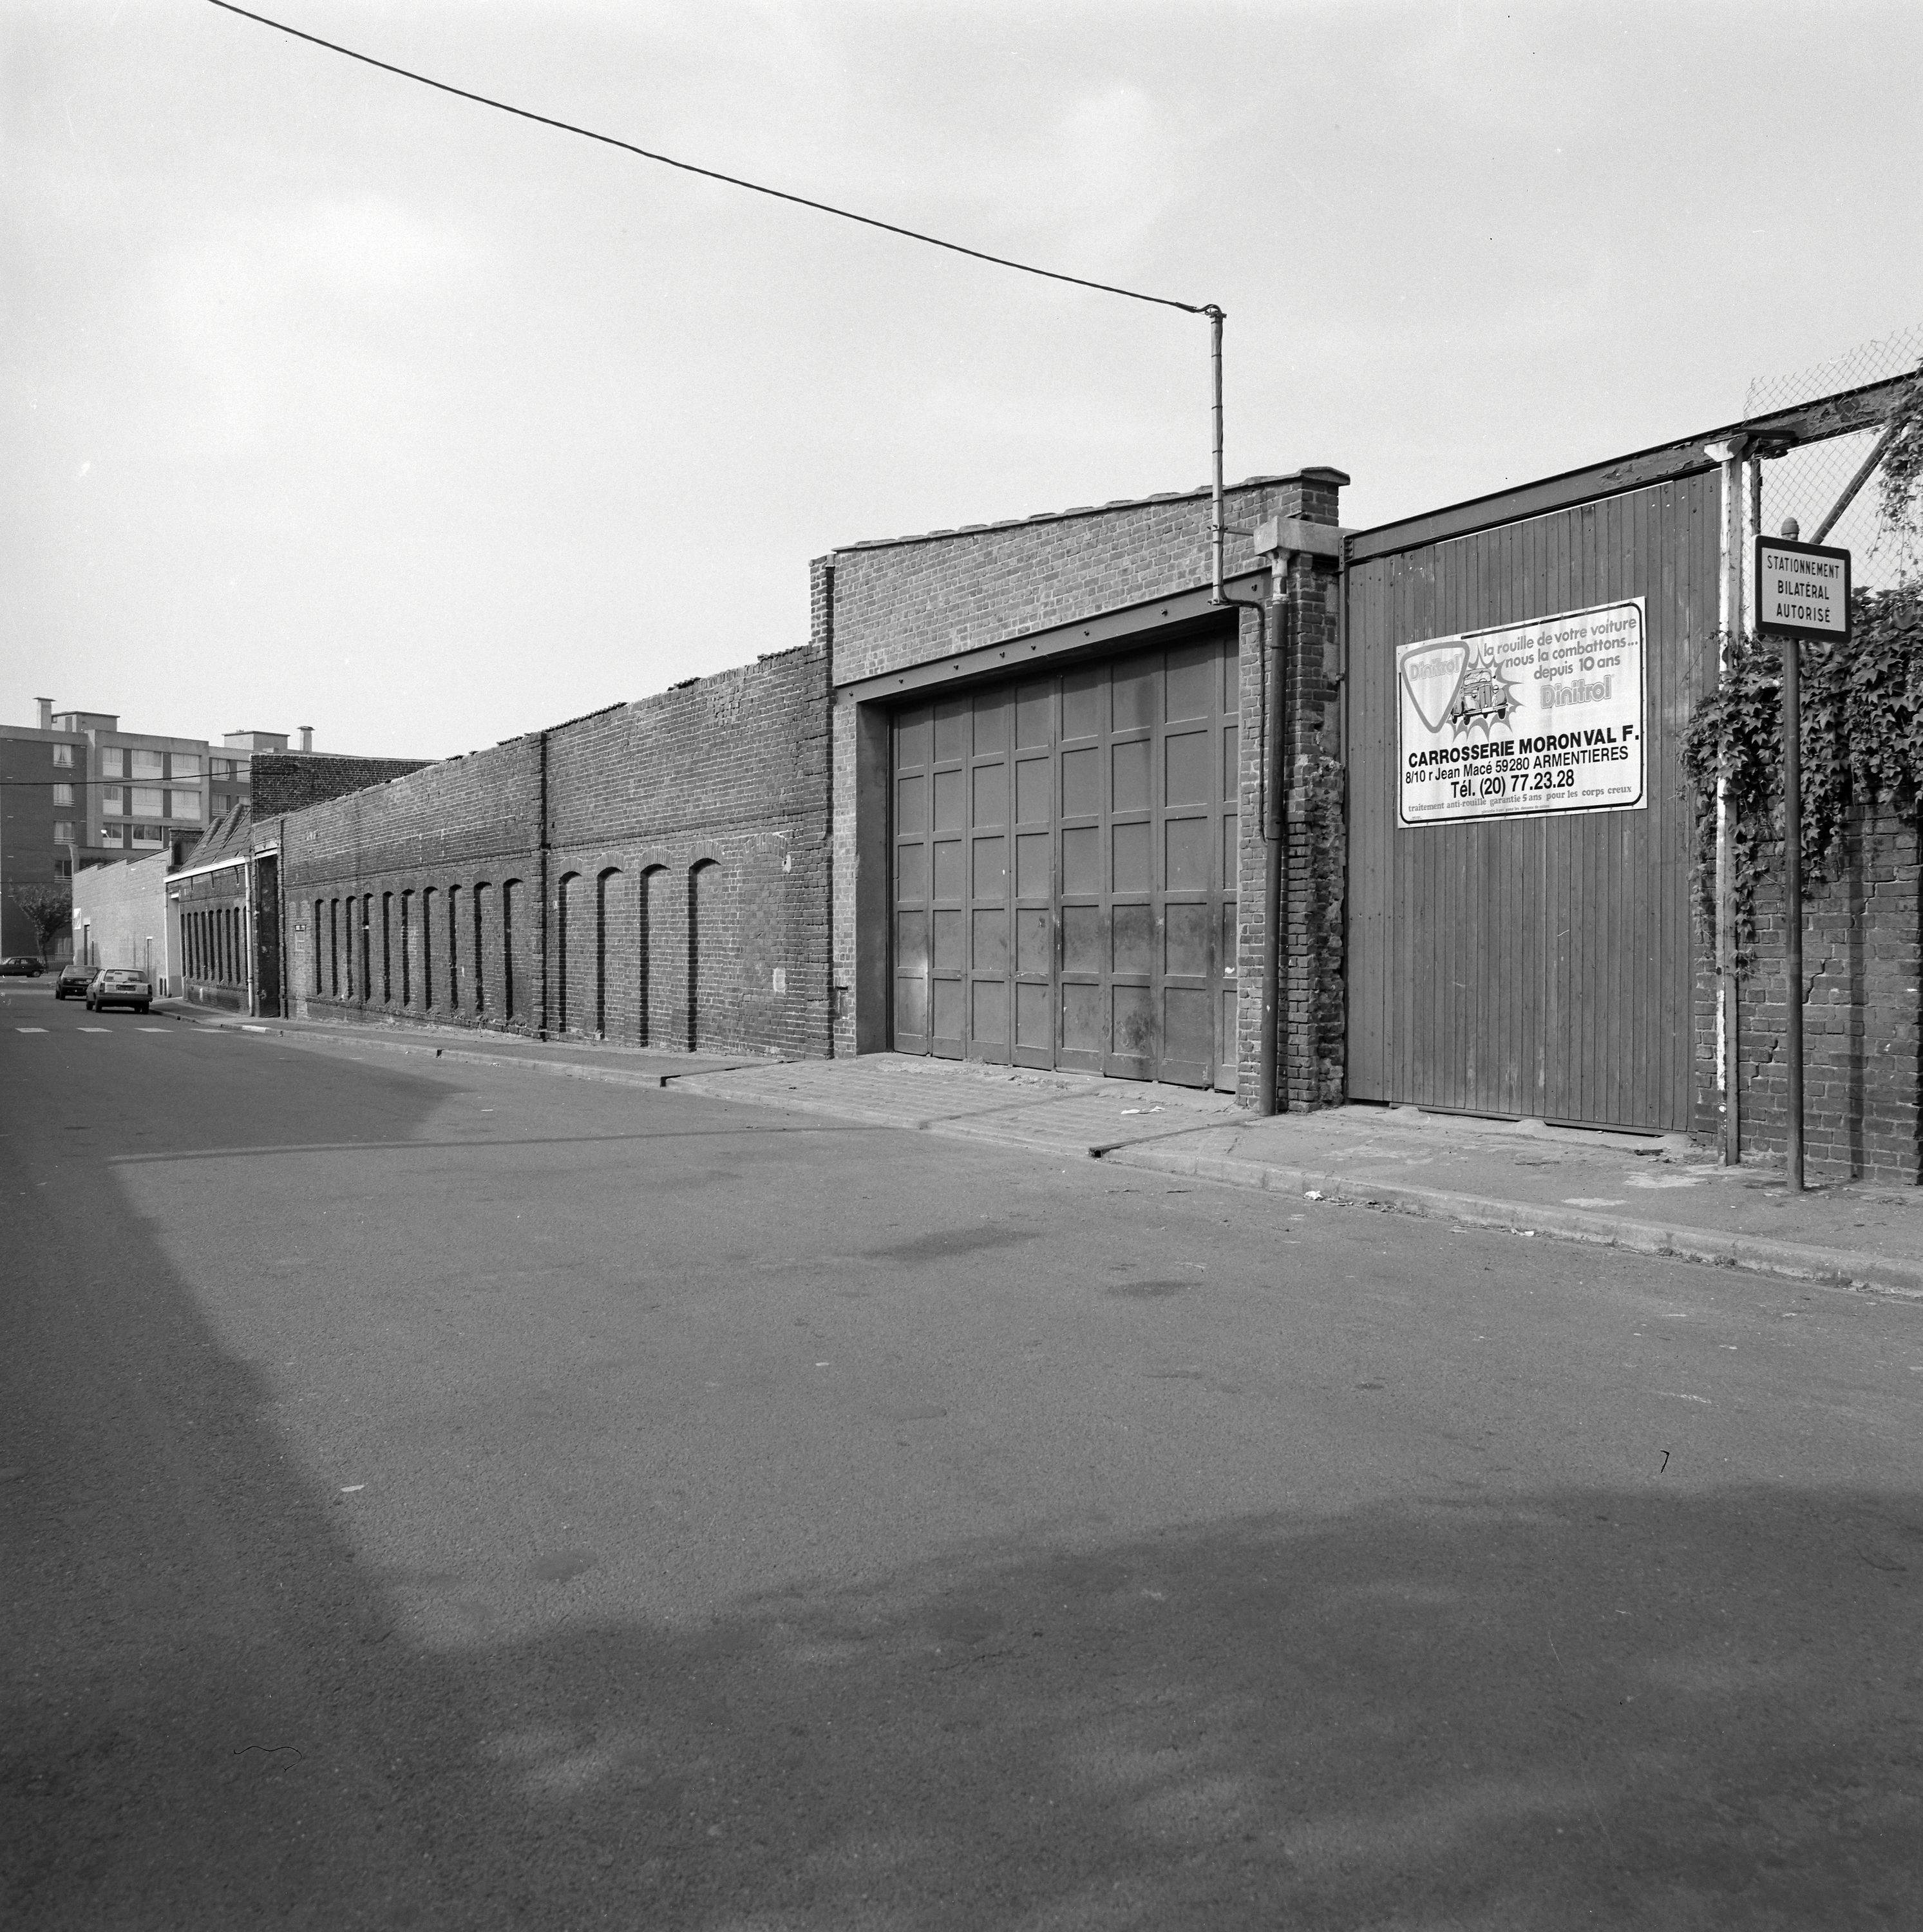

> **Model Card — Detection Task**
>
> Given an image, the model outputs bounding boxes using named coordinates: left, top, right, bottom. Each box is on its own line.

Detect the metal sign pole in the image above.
left=1755, top=524, right=1852, bottom=1191
left=1781, top=612, right=1804, bottom=1192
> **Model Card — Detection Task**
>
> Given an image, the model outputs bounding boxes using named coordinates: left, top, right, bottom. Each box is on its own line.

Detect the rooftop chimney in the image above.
left=299, top=725, right=314, bottom=753
left=37, top=697, right=53, bottom=730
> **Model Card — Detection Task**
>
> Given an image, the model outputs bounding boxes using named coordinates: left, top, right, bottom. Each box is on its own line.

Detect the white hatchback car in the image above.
left=87, top=969, right=153, bottom=1014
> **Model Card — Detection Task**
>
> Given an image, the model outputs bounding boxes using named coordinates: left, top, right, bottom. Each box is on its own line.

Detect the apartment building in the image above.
left=2, top=701, right=319, bottom=958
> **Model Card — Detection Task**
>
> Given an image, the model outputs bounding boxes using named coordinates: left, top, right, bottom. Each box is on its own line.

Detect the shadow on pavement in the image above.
left=3, top=1051, right=1920, bottom=1929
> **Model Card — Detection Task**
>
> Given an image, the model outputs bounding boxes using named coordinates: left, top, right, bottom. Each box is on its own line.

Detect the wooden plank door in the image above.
left=1346, top=478, right=1717, bottom=1132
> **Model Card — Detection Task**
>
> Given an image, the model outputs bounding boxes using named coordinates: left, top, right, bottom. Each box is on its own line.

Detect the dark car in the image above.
left=86, top=969, right=153, bottom=1014
left=0, top=956, right=45, bottom=976
left=53, top=962, right=95, bottom=999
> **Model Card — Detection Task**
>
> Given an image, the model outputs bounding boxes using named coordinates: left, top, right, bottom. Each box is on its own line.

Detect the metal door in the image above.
left=890, top=632, right=1238, bottom=1088
left=1347, top=479, right=1717, bottom=1132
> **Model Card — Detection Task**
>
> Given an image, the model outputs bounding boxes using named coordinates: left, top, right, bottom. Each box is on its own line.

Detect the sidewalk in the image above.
left=166, top=1003, right=1923, bottom=1297
left=157, top=1000, right=764, bottom=1088
left=676, top=1057, right=1923, bottom=1298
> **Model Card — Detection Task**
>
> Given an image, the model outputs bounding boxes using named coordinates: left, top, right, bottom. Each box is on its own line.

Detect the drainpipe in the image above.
left=1257, top=583, right=1289, bottom=1115
left=537, top=728, right=551, bottom=1040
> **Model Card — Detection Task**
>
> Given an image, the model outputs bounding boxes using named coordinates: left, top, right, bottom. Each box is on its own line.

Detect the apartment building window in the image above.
left=103, top=786, right=126, bottom=815
left=131, top=749, right=164, bottom=779
left=210, top=757, right=232, bottom=779
left=102, top=747, right=124, bottom=778
left=99, top=826, right=126, bottom=848
left=130, top=786, right=164, bottom=817
left=52, top=743, right=73, bottom=768
left=171, top=754, right=202, bottom=781
left=53, top=820, right=74, bottom=845
left=52, top=782, right=74, bottom=808
left=54, top=859, right=72, bottom=879
left=170, top=790, right=202, bottom=820
left=131, top=824, right=165, bottom=847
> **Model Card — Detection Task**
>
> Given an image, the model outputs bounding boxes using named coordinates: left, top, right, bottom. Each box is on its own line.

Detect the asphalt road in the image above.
left=3, top=977, right=1920, bottom=1930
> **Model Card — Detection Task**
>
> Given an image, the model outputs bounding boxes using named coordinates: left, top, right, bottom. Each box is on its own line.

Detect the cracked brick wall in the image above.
left=1738, top=811, right=1921, bottom=1184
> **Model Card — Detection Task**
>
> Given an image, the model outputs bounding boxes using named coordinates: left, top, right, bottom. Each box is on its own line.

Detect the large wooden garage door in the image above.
left=891, top=633, right=1238, bottom=1090
left=1347, top=478, right=1718, bottom=1132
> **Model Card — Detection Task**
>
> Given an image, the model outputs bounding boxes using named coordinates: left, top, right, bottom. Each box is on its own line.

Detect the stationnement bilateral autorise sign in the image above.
left=1755, top=535, right=1851, bottom=640
left=1396, top=597, right=1645, bottom=828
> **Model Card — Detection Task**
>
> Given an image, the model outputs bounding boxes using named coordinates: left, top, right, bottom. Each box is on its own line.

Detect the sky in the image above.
left=5, top=0, right=1922, bottom=761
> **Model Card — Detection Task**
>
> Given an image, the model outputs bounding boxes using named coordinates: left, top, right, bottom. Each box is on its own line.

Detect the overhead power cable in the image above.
left=204, top=0, right=1209, bottom=317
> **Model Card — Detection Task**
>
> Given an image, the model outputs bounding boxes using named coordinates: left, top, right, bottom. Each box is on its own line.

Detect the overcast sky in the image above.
left=6, top=1, right=1921, bottom=759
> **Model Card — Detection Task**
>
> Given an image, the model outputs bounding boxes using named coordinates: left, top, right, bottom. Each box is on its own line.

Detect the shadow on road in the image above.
left=4, top=1050, right=1920, bottom=1929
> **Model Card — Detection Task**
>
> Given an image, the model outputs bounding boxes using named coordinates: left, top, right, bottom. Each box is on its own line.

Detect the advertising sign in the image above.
left=1396, top=597, right=1645, bottom=828
left=1755, top=535, right=1851, bottom=640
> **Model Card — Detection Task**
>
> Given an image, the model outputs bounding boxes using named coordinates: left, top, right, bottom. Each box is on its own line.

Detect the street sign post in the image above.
left=1755, top=535, right=1852, bottom=641
left=1754, top=533, right=1852, bottom=1193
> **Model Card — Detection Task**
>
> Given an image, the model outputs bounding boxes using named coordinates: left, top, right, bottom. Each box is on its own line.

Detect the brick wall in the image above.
left=173, top=862, right=252, bottom=1012
left=831, top=479, right=1313, bottom=683
left=826, top=473, right=1350, bottom=1106
left=278, top=649, right=830, bottom=1058
left=1737, top=811, right=1921, bottom=1184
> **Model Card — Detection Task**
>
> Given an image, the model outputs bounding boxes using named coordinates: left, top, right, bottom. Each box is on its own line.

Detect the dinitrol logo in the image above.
left=1544, top=674, right=1612, bottom=710
left=1399, top=641, right=1466, bottom=732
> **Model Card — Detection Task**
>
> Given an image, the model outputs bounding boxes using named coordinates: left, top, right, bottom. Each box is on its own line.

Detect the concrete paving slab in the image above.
left=158, top=1004, right=766, bottom=1088
left=670, top=1052, right=1238, bottom=1152
left=679, top=1059, right=1923, bottom=1296
left=1101, top=1104, right=1923, bottom=1297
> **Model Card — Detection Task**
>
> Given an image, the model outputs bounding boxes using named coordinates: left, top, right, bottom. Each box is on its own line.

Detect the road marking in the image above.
left=77, top=1027, right=111, bottom=1034
left=242, top=1024, right=269, bottom=1032
left=138, top=1027, right=169, bottom=1033
left=14, top=1027, right=47, bottom=1034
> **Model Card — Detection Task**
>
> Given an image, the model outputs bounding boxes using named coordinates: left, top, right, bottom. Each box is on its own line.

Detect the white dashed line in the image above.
left=138, top=1027, right=169, bottom=1033
left=14, top=1027, right=47, bottom=1034
left=77, top=1027, right=111, bottom=1034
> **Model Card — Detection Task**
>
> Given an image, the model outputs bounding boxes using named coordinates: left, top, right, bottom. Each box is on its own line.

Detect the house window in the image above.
left=52, top=820, right=74, bottom=845
left=101, top=747, right=124, bottom=778
left=131, top=786, right=164, bottom=817
left=52, top=743, right=73, bottom=768
left=170, top=790, right=202, bottom=820
left=131, top=749, right=164, bottom=779
left=52, top=782, right=74, bottom=808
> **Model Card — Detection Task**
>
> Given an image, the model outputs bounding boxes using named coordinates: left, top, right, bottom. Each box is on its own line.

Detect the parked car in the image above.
left=53, top=962, right=95, bottom=999
left=86, top=969, right=153, bottom=1014
left=1, top=955, right=46, bottom=976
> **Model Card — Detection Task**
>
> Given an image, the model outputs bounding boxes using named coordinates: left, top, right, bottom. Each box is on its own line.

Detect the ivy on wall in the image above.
left=1681, top=585, right=1923, bottom=960
left=1878, top=379, right=1923, bottom=576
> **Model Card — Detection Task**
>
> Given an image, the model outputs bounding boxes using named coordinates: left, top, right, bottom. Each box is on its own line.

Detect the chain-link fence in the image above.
left=1743, top=323, right=1922, bottom=591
